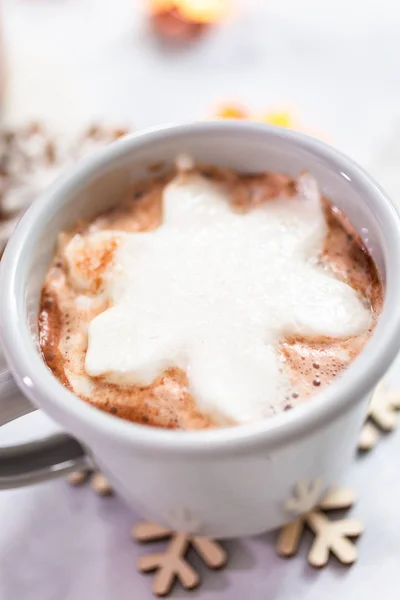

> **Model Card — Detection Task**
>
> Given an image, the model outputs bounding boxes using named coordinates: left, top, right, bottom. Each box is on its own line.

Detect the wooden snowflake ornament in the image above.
left=132, top=521, right=227, bottom=596
left=276, top=487, right=363, bottom=567
left=284, top=478, right=323, bottom=514
left=66, top=469, right=113, bottom=496
left=359, top=381, right=400, bottom=451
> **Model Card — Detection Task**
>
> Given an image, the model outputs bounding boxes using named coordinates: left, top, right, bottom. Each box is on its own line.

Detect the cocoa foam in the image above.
left=39, top=165, right=383, bottom=429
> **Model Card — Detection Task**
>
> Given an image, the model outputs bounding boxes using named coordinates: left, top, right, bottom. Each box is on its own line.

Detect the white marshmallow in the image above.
left=73, top=173, right=371, bottom=424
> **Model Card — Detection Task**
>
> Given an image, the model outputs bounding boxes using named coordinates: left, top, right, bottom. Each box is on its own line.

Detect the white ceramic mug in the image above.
left=1, top=121, right=400, bottom=538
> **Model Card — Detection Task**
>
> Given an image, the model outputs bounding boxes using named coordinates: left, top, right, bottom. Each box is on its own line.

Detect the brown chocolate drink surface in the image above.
left=38, top=165, right=383, bottom=430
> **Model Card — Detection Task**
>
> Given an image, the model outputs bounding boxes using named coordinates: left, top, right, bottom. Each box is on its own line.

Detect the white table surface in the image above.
left=1, top=1, right=400, bottom=598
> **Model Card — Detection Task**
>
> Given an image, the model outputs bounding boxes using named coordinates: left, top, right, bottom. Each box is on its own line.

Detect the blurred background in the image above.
left=0, top=0, right=398, bottom=230
left=2, top=0, right=400, bottom=165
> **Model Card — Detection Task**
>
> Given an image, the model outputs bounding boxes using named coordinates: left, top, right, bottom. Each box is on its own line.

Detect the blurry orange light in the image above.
left=216, top=104, right=249, bottom=119
left=149, top=0, right=229, bottom=23
left=215, top=103, right=328, bottom=141
left=259, top=110, right=296, bottom=129
left=217, top=105, right=297, bottom=128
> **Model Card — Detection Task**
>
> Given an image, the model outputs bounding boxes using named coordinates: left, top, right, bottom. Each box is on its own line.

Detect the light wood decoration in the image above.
left=132, top=521, right=227, bottom=596
left=359, top=381, right=400, bottom=451
left=276, top=488, right=363, bottom=567
left=66, top=469, right=90, bottom=486
left=66, top=469, right=113, bottom=496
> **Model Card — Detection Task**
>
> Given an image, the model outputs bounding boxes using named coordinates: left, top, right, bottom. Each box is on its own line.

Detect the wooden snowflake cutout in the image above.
left=132, top=520, right=227, bottom=596
left=284, top=478, right=323, bottom=514
left=66, top=468, right=113, bottom=496
left=276, top=487, right=363, bottom=567
left=359, top=381, right=400, bottom=451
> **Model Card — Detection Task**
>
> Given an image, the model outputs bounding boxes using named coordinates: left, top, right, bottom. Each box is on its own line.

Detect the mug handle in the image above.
left=0, top=369, right=88, bottom=490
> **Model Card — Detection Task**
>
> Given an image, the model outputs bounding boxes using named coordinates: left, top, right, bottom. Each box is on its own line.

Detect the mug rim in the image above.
left=1, top=120, right=400, bottom=456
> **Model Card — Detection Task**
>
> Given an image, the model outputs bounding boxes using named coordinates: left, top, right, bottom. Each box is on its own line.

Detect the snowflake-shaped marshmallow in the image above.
left=77, top=172, right=370, bottom=424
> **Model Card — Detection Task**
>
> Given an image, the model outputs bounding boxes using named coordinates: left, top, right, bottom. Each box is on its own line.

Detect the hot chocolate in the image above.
left=39, top=161, right=382, bottom=430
